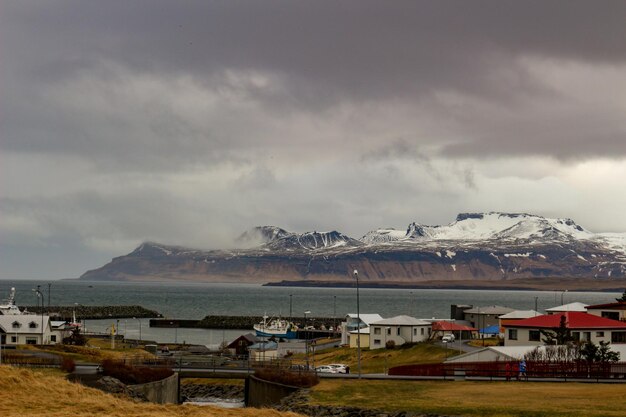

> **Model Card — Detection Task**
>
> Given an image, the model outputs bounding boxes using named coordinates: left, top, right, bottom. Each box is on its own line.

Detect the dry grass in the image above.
left=311, top=379, right=626, bottom=417
left=0, top=365, right=301, bottom=417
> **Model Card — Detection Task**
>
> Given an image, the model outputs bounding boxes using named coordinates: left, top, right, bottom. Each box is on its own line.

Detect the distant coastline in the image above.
left=264, top=278, right=626, bottom=292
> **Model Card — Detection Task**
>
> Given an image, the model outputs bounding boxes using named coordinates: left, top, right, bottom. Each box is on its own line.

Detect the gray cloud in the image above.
left=2, top=1, right=626, bottom=278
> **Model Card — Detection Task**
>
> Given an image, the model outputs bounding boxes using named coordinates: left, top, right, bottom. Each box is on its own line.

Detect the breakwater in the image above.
left=24, top=305, right=162, bottom=320
left=151, top=315, right=342, bottom=331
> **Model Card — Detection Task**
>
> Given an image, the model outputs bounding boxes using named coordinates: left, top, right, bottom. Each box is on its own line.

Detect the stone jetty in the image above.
left=24, top=305, right=161, bottom=320
left=151, top=315, right=342, bottom=331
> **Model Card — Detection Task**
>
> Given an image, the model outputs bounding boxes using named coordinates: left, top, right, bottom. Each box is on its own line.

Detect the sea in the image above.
left=1, top=279, right=621, bottom=346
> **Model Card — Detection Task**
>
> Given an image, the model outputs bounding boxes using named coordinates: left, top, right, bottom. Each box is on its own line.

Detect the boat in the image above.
left=0, top=287, right=22, bottom=315
left=253, top=315, right=298, bottom=339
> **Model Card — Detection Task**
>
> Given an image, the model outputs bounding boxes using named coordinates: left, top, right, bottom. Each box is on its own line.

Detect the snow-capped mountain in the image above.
left=80, top=212, right=626, bottom=286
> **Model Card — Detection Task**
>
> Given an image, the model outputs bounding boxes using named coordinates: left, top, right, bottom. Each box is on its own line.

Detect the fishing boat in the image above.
left=253, top=315, right=298, bottom=339
left=0, top=287, right=22, bottom=315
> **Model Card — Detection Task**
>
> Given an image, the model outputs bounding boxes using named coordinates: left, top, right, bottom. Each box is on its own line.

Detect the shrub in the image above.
left=60, top=357, right=76, bottom=372
left=385, top=340, right=396, bottom=349
left=254, top=366, right=319, bottom=388
left=100, top=359, right=174, bottom=385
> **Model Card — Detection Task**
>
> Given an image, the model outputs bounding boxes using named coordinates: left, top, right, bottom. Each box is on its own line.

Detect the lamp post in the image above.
left=353, top=269, right=361, bottom=379
left=304, top=310, right=311, bottom=369
left=47, top=283, right=51, bottom=315
left=33, top=286, right=44, bottom=344
left=289, top=294, right=293, bottom=320
left=534, top=297, right=539, bottom=315
left=561, top=290, right=568, bottom=305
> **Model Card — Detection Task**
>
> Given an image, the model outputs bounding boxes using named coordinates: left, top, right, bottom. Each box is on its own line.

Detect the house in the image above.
left=0, top=314, right=53, bottom=345
left=50, top=320, right=73, bottom=344
left=498, top=310, right=541, bottom=334
left=462, top=305, right=515, bottom=329
left=369, top=315, right=432, bottom=349
left=227, top=333, right=259, bottom=358
left=586, top=301, right=626, bottom=321
left=348, top=327, right=371, bottom=349
left=545, top=302, right=588, bottom=314
left=502, top=312, right=626, bottom=346
left=248, top=340, right=278, bottom=361
left=340, top=313, right=383, bottom=346
left=431, top=321, right=477, bottom=340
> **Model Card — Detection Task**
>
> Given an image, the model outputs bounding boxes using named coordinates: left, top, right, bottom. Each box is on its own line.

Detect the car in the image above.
left=315, top=365, right=337, bottom=373
left=327, top=363, right=348, bottom=374
left=442, top=334, right=455, bottom=343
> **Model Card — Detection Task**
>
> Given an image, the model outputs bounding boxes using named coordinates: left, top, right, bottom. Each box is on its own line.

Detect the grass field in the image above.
left=308, top=342, right=452, bottom=373
left=310, top=379, right=626, bottom=417
left=0, top=365, right=296, bottom=417
left=22, top=338, right=156, bottom=363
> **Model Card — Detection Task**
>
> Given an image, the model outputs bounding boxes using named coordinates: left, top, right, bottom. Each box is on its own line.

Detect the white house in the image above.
left=341, top=313, right=383, bottom=346
left=0, top=314, right=53, bottom=345
left=369, top=315, right=431, bottom=349
left=586, top=301, right=626, bottom=321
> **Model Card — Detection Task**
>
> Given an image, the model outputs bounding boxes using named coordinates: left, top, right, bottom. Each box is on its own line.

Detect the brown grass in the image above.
left=0, top=365, right=303, bottom=417
left=311, top=379, right=626, bottom=417
left=22, top=339, right=155, bottom=363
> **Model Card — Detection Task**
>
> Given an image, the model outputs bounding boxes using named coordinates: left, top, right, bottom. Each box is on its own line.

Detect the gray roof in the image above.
left=0, top=314, right=51, bottom=334
left=499, top=310, right=540, bottom=319
left=346, top=314, right=384, bottom=325
left=463, top=305, right=515, bottom=315
left=371, top=315, right=431, bottom=326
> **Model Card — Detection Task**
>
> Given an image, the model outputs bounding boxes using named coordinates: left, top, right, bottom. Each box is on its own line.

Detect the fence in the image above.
left=390, top=361, right=626, bottom=380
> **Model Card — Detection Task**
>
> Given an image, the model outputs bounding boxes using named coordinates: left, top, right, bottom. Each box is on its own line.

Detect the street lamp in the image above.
left=33, top=286, right=44, bottom=344
left=353, top=269, right=361, bottom=379
left=304, top=310, right=311, bottom=369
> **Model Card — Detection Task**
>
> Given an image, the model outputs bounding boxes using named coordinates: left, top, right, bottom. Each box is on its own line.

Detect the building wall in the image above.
left=587, top=308, right=626, bottom=321
left=369, top=325, right=430, bottom=350
left=129, top=373, right=179, bottom=404
left=348, top=332, right=370, bottom=349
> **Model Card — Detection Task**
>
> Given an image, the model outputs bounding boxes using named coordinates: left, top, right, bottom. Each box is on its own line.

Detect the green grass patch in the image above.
left=310, top=379, right=626, bottom=417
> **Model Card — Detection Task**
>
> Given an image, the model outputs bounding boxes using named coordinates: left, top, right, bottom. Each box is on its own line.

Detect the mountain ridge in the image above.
left=79, top=212, right=626, bottom=286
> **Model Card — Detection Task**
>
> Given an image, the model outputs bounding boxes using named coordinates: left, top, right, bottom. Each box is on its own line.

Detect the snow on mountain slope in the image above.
left=265, top=230, right=363, bottom=251
left=362, top=212, right=595, bottom=244
left=236, top=226, right=290, bottom=247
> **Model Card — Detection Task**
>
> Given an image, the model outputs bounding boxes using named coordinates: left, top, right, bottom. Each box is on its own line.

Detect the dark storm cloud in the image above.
left=2, top=0, right=626, bottom=162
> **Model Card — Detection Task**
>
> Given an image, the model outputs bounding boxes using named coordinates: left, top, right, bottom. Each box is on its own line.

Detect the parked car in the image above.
left=315, top=365, right=337, bottom=373
left=327, top=363, right=348, bottom=374
left=442, top=334, right=455, bottom=343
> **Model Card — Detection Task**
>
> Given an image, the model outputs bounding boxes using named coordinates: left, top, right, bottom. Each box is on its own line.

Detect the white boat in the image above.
left=253, top=315, right=298, bottom=339
left=0, top=287, right=22, bottom=315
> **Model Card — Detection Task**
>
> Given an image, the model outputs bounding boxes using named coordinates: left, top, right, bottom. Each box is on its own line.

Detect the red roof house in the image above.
left=431, top=321, right=477, bottom=340
left=502, top=312, right=626, bottom=347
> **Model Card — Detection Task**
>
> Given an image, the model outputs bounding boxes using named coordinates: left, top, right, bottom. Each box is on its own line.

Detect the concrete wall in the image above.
left=129, top=372, right=179, bottom=404
left=245, top=375, right=300, bottom=408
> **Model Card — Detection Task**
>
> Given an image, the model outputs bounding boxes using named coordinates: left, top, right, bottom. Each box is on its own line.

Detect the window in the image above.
left=374, top=339, right=381, bottom=345
left=612, top=332, right=626, bottom=343
left=11, top=336, right=17, bottom=343
left=508, top=329, right=518, bottom=340
left=397, top=328, right=401, bottom=336
left=601, top=311, right=619, bottom=321
left=582, top=332, right=591, bottom=342
left=596, top=331, right=605, bottom=338
left=572, top=332, right=580, bottom=341
left=50, top=335, right=57, bottom=342
left=12, top=321, right=21, bottom=329
left=26, top=338, right=37, bottom=345
left=386, top=328, right=391, bottom=335
left=374, top=327, right=381, bottom=335
left=29, top=322, right=38, bottom=329
left=413, top=328, right=417, bottom=336
left=421, top=328, right=425, bottom=335
left=529, top=330, right=540, bottom=342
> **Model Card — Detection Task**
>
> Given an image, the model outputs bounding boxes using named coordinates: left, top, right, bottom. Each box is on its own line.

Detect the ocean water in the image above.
left=1, top=279, right=621, bottom=345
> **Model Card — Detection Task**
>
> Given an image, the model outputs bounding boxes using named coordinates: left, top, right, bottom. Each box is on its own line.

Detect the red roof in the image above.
left=505, top=312, right=626, bottom=330
left=432, top=321, right=477, bottom=331
left=586, top=301, right=626, bottom=310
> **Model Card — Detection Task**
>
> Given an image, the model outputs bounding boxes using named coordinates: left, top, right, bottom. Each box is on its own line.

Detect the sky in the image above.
left=2, top=1, right=626, bottom=280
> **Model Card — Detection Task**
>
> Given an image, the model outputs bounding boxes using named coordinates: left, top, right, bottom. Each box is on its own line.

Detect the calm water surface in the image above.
left=1, top=279, right=620, bottom=345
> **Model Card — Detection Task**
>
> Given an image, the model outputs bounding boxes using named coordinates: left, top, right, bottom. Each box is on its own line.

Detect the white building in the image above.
left=341, top=313, right=383, bottom=346
left=369, top=315, right=431, bottom=349
left=545, top=302, right=588, bottom=314
left=0, top=314, right=53, bottom=345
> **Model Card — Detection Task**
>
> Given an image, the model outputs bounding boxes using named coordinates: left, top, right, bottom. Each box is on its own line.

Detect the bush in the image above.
left=254, top=366, right=319, bottom=388
left=100, top=359, right=174, bottom=385
left=385, top=340, right=396, bottom=349
left=60, top=357, right=76, bottom=372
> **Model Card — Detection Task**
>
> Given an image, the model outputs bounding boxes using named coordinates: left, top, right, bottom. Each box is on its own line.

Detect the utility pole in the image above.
left=354, top=269, right=361, bottom=379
